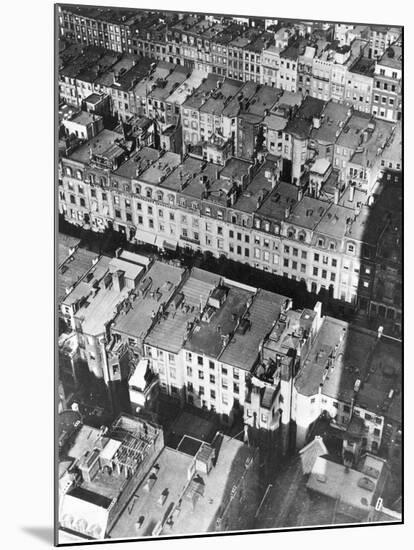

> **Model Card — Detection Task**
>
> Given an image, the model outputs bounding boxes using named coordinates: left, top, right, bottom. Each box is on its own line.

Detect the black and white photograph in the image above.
left=53, top=2, right=403, bottom=546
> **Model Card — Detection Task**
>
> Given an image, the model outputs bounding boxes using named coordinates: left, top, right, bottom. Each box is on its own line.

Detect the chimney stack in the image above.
left=349, top=184, right=355, bottom=202
left=112, top=270, right=125, bottom=292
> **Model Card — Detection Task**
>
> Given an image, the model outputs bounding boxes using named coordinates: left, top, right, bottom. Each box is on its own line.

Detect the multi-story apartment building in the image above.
left=293, top=316, right=401, bottom=460
left=372, top=45, right=402, bottom=122
left=260, top=45, right=282, bottom=87
left=243, top=32, right=274, bottom=83
left=368, top=26, right=401, bottom=60
left=58, top=4, right=139, bottom=52
left=344, top=56, right=375, bottom=114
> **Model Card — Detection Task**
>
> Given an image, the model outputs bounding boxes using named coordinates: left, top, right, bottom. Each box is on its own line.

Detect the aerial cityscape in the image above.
left=56, top=4, right=402, bottom=544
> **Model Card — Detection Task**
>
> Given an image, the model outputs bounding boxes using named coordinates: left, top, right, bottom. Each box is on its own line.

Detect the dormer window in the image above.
left=135, top=184, right=141, bottom=195
left=76, top=169, right=83, bottom=180
left=65, top=167, right=72, bottom=177
left=146, top=188, right=152, bottom=198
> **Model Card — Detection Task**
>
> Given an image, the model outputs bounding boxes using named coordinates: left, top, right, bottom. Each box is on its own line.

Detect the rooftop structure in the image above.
left=184, top=282, right=255, bottom=359
left=111, top=261, right=184, bottom=341
left=74, top=259, right=144, bottom=336
left=220, top=289, right=288, bottom=371
left=59, top=414, right=163, bottom=540
left=58, top=233, right=81, bottom=267
left=145, top=268, right=220, bottom=354
left=295, top=317, right=402, bottom=418
left=58, top=247, right=100, bottom=304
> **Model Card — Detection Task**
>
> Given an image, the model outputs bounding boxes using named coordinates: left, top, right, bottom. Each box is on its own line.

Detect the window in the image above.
left=221, top=366, right=228, bottom=375
left=170, top=367, right=176, bottom=379
left=209, top=361, right=215, bottom=370
left=210, top=389, right=216, bottom=400
left=347, top=243, right=355, bottom=253
left=187, top=366, right=192, bottom=377
left=313, top=267, right=318, bottom=276
left=314, top=253, right=319, bottom=262
left=301, top=251, right=307, bottom=260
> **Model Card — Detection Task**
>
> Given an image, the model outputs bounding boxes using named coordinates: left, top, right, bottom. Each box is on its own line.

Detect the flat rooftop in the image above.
left=138, top=151, right=181, bottom=185
left=287, top=195, right=328, bottom=231
left=69, top=129, right=124, bottom=165
left=109, top=446, right=194, bottom=538
left=311, top=101, right=350, bottom=144
left=182, top=74, right=221, bottom=111
left=220, top=289, right=288, bottom=371
left=166, top=70, right=206, bottom=106
left=336, top=112, right=371, bottom=149
left=233, top=160, right=277, bottom=214
left=257, top=181, right=299, bottom=221
left=112, top=261, right=184, bottom=340
left=199, top=78, right=244, bottom=116
left=295, top=317, right=402, bottom=417
left=165, top=435, right=256, bottom=536
left=114, top=146, right=160, bottom=180
left=57, top=247, right=98, bottom=304
left=58, top=233, right=81, bottom=266
left=110, top=434, right=256, bottom=538
left=145, top=268, right=220, bottom=354
left=307, top=455, right=386, bottom=512
left=185, top=283, right=255, bottom=359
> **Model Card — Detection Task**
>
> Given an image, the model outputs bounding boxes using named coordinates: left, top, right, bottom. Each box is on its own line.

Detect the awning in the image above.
left=155, top=235, right=178, bottom=250
left=163, top=239, right=178, bottom=251
left=135, top=228, right=156, bottom=245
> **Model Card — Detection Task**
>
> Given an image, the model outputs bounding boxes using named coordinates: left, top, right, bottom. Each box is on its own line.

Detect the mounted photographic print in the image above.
left=55, top=3, right=403, bottom=545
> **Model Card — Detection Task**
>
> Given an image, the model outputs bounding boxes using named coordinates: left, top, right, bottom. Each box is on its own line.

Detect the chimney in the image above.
left=313, top=117, right=321, bottom=129
left=298, top=187, right=304, bottom=201
left=284, top=206, right=290, bottom=219
left=112, top=270, right=125, bottom=292
left=349, top=184, right=355, bottom=202
left=334, top=187, right=340, bottom=204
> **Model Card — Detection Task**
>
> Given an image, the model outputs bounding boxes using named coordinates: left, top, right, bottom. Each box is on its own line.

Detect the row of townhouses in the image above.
left=58, top=246, right=401, bottom=465
left=58, top=6, right=402, bottom=122
left=58, top=92, right=402, bottom=332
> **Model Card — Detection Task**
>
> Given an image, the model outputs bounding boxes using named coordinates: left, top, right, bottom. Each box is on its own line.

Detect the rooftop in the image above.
left=112, top=261, right=184, bottom=340
left=138, top=151, right=181, bottom=185
left=256, top=180, right=299, bottom=221
left=145, top=268, right=220, bottom=354
left=58, top=233, right=81, bottom=266
left=295, top=317, right=402, bottom=418
left=199, top=78, right=244, bottom=116
left=349, top=56, right=375, bottom=77
left=233, top=159, right=278, bottom=214
left=182, top=74, right=222, bottom=111
left=287, top=195, right=328, bottom=231
left=109, top=447, right=193, bottom=538
left=185, top=282, right=255, bottom=359
left=57, top=247, right=99, bottom=304
left=378, top=45, right=402, bottom=70
left=114, top=146, right=160, bottom=179
left=75, top=267, right=136, bottom=336
left=307, top=454, right=387, bottom=512
left=336, top=112, right=371, bottom=149
left=69, top=128, right=124, bottom=165
left=166, top=70, right=206, bottom=106
left=220, top=289, right=288, bottom=371
left=311, top=101, right=351, bottom=144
